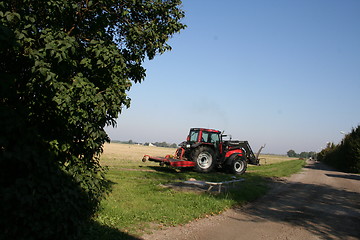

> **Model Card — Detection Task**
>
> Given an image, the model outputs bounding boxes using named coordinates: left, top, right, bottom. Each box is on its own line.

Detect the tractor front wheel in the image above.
left=192, top=146, right=216, bottom=173
left=229, top=157, right=247, bottom=175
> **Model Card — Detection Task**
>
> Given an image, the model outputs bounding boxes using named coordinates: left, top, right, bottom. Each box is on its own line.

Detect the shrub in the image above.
left=319, top=125, right=360, bottom=173
left=0, top=120, right=101, bottom=240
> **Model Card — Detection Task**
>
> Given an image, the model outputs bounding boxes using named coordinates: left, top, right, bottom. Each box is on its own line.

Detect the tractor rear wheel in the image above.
left=192, top=146, right=216, bottom=173
left=229, top=157, right=247, bottom=175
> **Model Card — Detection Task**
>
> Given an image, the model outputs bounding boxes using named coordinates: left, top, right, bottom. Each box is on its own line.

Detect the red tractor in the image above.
left=142, top=128, right=264, bottom=174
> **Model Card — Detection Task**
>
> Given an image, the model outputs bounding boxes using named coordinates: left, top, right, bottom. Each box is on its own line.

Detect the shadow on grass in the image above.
left=145, top=166, right=270, bottom=204
left=147, top=165, right=180, bottom=173
left=146, top=165, right=253, bottom=183
left=80, top=220, right=141, bottom=240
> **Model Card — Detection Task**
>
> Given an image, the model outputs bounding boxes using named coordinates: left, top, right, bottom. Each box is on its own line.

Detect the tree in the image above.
left=318, top=125, right=360, bottom=173
left=299, top=151, right=309, bottom=159
left=287, top=149, right=297, bottom=157
left=0, top=1, right=185, bottom=239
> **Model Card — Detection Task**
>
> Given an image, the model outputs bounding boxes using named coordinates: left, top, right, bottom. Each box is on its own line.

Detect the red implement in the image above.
left=142, top=155, right=196, bottom=168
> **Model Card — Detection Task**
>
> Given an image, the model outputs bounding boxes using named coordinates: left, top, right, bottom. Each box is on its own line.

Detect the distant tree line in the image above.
left=114, top=139, right=138, bottom=145
left=317, top=125, right=360, bottom=173
left=145, top=142, right=178, bottom=148
left=113, top=140, right=178, bottom=148
left=287, top=150, right=317, bottom=159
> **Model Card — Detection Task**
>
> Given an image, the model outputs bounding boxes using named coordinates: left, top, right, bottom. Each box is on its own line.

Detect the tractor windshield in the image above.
left=189, top=130, right=199, bottom=142
left=210, top=133, right=220, bottom=144
left=202, top=131, right=220, bottom=144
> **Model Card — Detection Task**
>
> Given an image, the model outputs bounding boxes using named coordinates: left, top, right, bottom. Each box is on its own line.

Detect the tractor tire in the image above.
left=192, top=146, right=216, bottom=173
left=229, top=157, right=247, bottom=175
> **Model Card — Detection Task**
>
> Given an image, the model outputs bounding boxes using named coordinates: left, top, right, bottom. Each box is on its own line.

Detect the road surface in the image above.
left=142, top=160, right=360, bottom=240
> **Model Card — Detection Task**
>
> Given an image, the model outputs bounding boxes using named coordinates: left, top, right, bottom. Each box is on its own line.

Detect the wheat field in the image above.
left=100, top=142, right=298, bottom=168
left=100, top=143, right=176, bottom=167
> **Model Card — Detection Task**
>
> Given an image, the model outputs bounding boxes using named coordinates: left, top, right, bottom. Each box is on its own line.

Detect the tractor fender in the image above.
left=225, top=149, right=243, bottom=158
left=225, top=152, right=244, bottom=166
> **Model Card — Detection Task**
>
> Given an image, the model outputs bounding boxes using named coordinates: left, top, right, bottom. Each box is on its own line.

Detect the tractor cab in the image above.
left=186, top=128, right=223, bottom=155
left=187, top=128, right=221, bottom=144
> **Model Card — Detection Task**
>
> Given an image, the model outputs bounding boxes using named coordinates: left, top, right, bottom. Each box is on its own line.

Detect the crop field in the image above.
left=100, top=143, right=174, bottom=167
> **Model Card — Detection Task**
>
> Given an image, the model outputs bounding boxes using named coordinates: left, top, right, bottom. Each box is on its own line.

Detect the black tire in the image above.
left=229, top=156, right=247, bottom=175
left=192, top=146, right=216, bottom=173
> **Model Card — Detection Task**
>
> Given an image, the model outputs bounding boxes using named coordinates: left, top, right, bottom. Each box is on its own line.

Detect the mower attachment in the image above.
left=142, top=155, right=195, bottom=168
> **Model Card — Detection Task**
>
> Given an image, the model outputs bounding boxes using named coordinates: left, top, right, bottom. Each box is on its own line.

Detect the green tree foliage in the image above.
left=287, top=149, right=316, bottom=159
left=153, top=141, right=170, bottom=147
left=318, top=126, right=360, bottom=173
left=298, top=151, right=308, bottom=159
left=287, top=149, right=297, bottom=157
left=0, top=0, right=185, bottom=239
left=170, top=143, right=178, bottom=148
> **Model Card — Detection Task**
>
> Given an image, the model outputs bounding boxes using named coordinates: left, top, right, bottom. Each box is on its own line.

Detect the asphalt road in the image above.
left=142, top=160, right=360, bottom=240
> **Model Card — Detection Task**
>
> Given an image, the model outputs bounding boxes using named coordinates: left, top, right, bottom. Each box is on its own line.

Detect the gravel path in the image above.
left=141, top=160, right=360, bottom=240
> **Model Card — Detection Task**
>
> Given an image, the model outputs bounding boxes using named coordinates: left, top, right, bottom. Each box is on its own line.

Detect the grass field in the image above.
left=82, top=143, right=305, bottom=239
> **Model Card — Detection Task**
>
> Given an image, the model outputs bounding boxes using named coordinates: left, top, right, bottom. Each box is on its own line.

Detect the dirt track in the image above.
left=142, top=160, right=360, bottom=240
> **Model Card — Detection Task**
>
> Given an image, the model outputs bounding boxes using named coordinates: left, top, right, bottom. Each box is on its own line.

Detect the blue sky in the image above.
left=105, top=0, right=360, bottom=154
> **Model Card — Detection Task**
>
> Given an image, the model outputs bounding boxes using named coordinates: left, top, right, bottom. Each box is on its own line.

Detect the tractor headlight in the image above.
left=186, top=144, right=191, bottom=148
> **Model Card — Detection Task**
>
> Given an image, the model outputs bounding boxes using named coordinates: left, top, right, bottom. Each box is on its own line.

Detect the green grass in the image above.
left=82, top=159, right=305, bottom=239
left=248, top=158, right=306, bottom=177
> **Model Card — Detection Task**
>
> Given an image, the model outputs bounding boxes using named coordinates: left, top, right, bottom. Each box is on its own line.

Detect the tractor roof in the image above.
left=190, top=128, right=222, bottom=134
